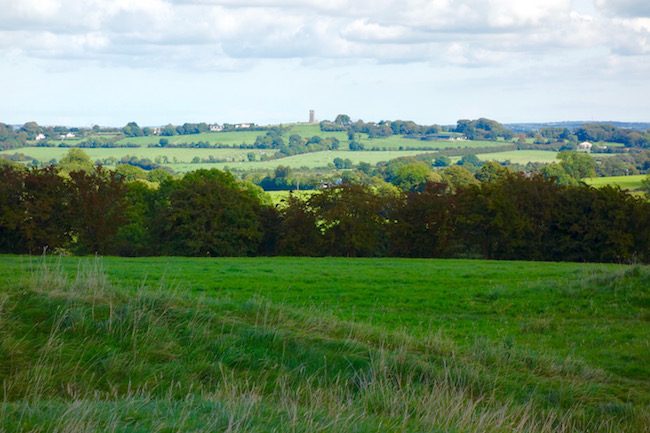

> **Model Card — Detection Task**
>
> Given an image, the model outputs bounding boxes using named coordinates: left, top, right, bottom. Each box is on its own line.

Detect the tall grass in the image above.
left=0, top=258, right=647, bottom=432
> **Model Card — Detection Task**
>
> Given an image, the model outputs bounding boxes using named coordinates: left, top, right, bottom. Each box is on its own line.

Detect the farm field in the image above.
left=359, top=136, right=508, bottom=150
left=266, top=189, right=317, bottom=204
left=585, top=174, right=647, bottom=191
left=0, top=255, right=648, bottom=432
left=475, top=150, right=559, bottom=164
left=0, top=146, right=276, bottom=164
left=205, top=150, right=431, bottom=171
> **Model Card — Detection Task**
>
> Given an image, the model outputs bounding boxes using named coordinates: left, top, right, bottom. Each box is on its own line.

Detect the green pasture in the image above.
left=585, top=175, right=647, bottom=191
left=0, top=147, right=275, bottom=164
left=360, top=136, right=507, bottom=150
left=475, top=150, right=560, bottom=164
left=0, top=256, right=648, bottom=432
left=116, top=130, right=264, bottom=147
left=266, top=189, right=317, bottom=204
left=210, top=150, right=430, bottom=171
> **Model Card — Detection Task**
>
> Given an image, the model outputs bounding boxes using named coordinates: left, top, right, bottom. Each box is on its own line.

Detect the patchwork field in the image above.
left=0, top=255, right=648, bottom=432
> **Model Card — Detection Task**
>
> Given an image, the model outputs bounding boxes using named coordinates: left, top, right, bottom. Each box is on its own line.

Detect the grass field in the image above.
left=475, top=150, right=559, bottom=164
left=585, top=175, right=647, bottom=191
left=0, top=147, right=276, bottom=164
left=0, top=255, right=648, bottom=432
left=360, top=136, right=508, bottom=151
left=207, top=150, right=430, bottom=171
left=266, top=189, right=317, bottom=204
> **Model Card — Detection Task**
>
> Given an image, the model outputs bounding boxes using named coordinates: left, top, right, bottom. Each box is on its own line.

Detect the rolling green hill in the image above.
left=1, top=255, right=648, bottom=432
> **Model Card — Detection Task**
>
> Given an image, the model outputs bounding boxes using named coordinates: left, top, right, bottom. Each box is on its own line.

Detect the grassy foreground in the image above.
left=0, top=256, right=648, bottom=432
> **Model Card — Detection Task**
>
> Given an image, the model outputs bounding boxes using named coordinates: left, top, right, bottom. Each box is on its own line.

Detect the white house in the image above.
left=577, top=141, right=593, bottom=152
left=34, top=133, right=46, bottom=141
left=209, top=124, right=223, bottom=132
left=65, top=132, right=76, bottom=139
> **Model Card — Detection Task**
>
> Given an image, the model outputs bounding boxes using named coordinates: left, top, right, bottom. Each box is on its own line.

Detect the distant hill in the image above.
left=507, top=121, right=650, bottom=132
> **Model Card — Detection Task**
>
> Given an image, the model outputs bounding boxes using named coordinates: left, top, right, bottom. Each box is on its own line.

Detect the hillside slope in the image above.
left=0, top=256, right=648, bottom=432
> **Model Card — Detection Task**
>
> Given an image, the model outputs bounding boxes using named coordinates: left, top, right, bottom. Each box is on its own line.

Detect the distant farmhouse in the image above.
left=209, top=124, right=223, bottom=132
left=577, top=141, right=593, bottom=152
left=35, top=133, right=46, bottom=141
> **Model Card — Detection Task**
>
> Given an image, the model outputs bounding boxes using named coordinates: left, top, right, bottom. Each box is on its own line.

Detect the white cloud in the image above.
left=596, top=0, right=650, bottom=17
left=0, top=0, right=647, bottom=70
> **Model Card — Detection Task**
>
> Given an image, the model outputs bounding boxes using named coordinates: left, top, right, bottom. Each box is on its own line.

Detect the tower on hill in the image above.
left=309, top=110, right=315, bottom=124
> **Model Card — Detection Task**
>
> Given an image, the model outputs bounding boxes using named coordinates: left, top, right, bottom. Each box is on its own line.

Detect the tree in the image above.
left=642, top=174, right=650, bottom=196
left=0, top=166, right=72, bottom=253
left=557, top=151, right=596, bottom=180
left=433, top=156, right=451, bottom=167
left=277, top=193, right=323, bottom=256
left=20, top=121, right=41, bottom=140
left=58, top=148, right=95, bottom=174
left=274, top=165, right=291, bottom=179
left=441, top=166, right=479, bottom=191
left=334, top=114, right=352, bottom=126
left=333, top=157, right=353, bottom=169
left=114, top=164, right=148, bottom=182
left=122, top=122, right=144, bottom=137
left=539, top=162, right=577, bottom=186
left=389, top=182, right=456, bottom=257
left=308, top=184, right=389, bottom=256
left=68, top=167, right=128, bottom=254
left=391, top=161, right=441, bottom=191
left=159, top=169, right=266, bottom=256
left=475, top=161, right=510, bottom=183
left=457, top=154, right=481, bottom=168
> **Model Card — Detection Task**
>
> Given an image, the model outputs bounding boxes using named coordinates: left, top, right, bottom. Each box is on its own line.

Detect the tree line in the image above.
left=1, top=165, right=648, bottom=262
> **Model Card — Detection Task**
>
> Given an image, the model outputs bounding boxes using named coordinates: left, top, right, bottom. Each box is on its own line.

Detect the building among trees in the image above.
left=578, top=141, right=593, bottom=152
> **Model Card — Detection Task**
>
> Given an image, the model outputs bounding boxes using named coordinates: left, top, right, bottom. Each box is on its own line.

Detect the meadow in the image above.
left=474, top=150, right=560, bottom=164
left=0, top=147, right=276, bottom=164
left=0, top=255, right=648, bottom=432
left=585, top=174, right=647, bottom=191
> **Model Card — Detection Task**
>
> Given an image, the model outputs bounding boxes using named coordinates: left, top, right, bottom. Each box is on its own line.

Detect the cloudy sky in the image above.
left=1, top=0, right=649, bottom=126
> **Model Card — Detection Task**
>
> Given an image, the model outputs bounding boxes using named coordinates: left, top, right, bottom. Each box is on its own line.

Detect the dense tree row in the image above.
left=1, top=165, right=648, bottom=262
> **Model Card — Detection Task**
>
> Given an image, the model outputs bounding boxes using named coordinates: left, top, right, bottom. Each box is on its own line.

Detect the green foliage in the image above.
left=642, top=174, right=650, bottom=195
left=441, top=165, right=480, bottom=190
left=332, top=157, right=353, bottom=169
left=0, top=166, right=71, bottom=253
left=308, top=184, right=389, bottom=256
left=114, top=164, right=147, bottom=182
left=558, top=151, right=596, bottom=180
left=122, top=121, right=144, bottom=137
left=158, top=169, right=267, bottom=256
left=58, top=148, right=94, bottom=174
left=391, top=161, right=440, bottom=191
left=475, top=161, right=511, bottom=183
left=455, top=118, right=514, bottom=140
left=68, top=168, right=128, bottom=254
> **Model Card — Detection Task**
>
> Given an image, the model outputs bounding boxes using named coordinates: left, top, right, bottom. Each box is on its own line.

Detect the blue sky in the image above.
left=1, top=0, right=649, bottom=126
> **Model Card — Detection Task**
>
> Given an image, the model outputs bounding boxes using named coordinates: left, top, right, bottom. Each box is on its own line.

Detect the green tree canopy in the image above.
left=58, top=148, right=94, bottom=174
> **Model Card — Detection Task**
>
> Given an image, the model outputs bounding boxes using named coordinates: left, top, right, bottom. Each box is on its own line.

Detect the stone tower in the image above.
left=309, top=110, right=315, bottom=124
